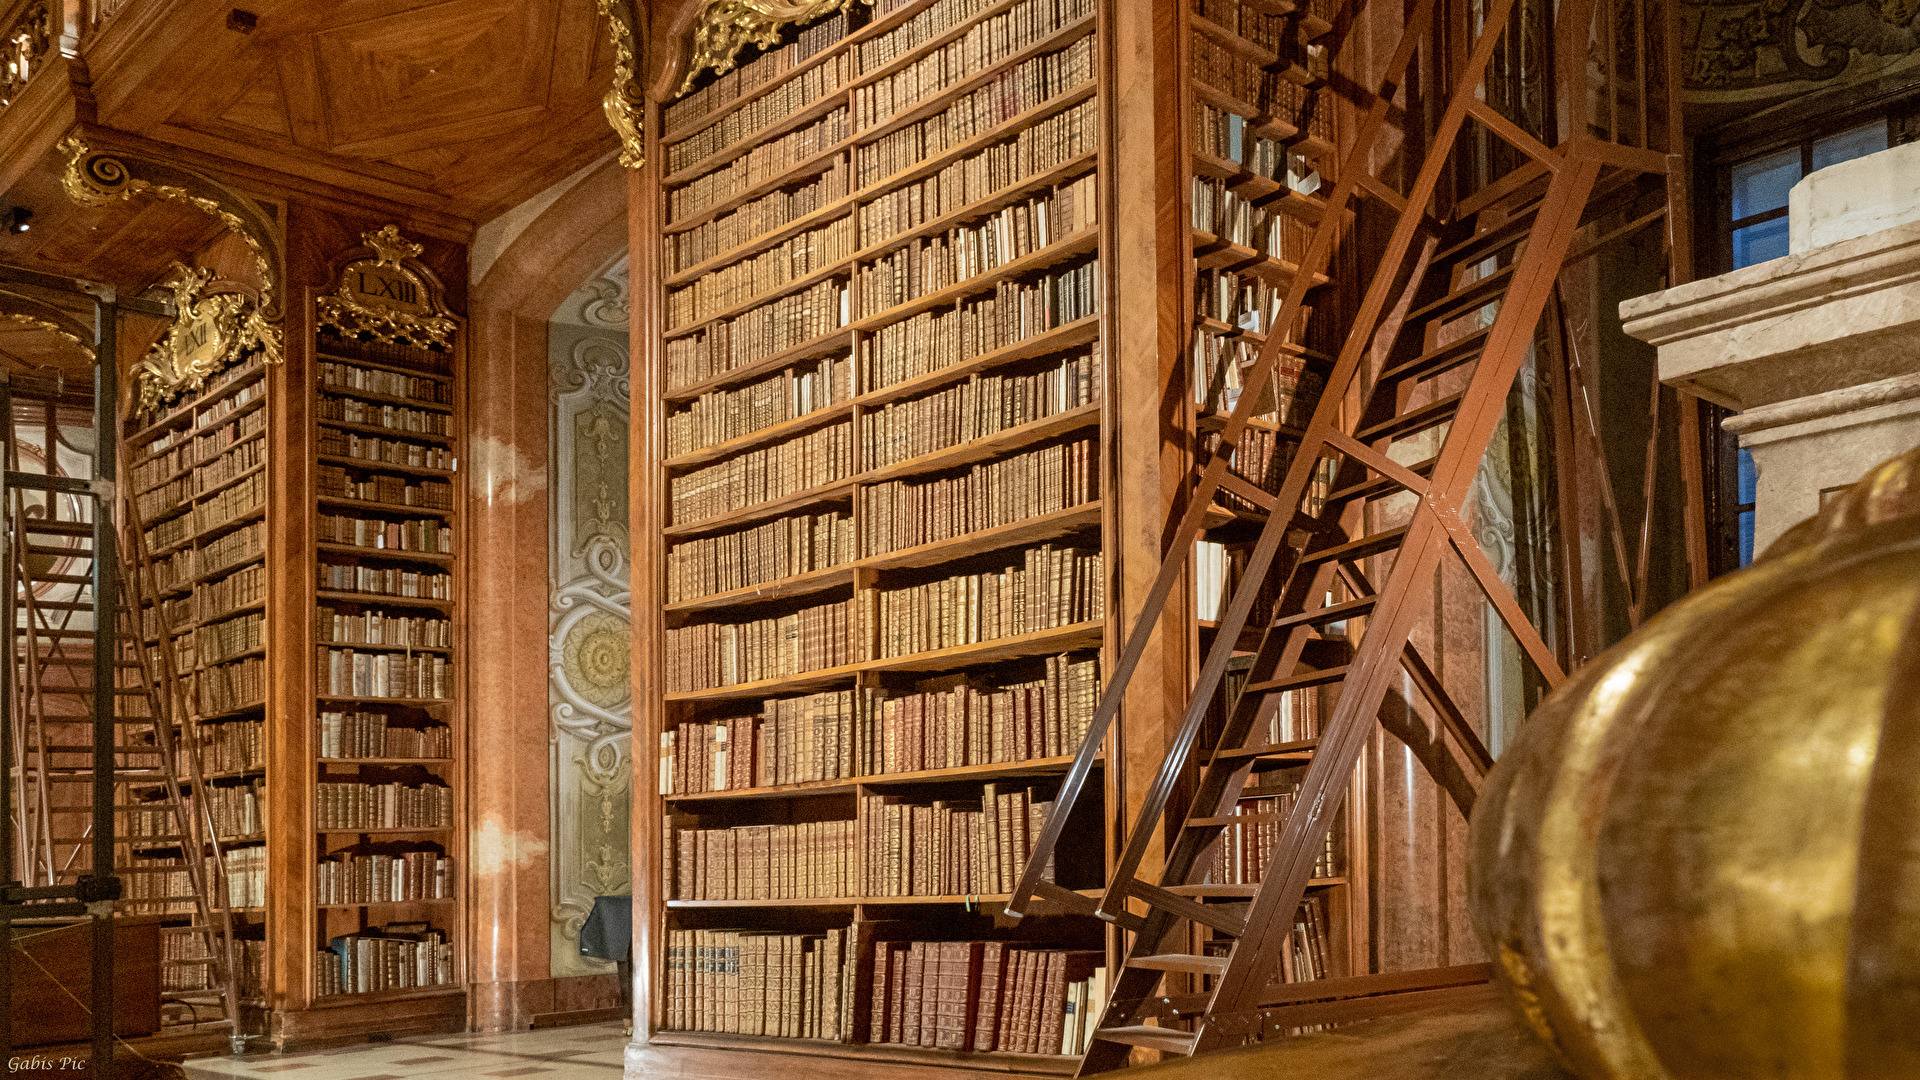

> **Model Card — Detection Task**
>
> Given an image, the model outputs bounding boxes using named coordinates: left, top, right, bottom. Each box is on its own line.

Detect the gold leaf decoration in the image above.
left=678, top=0, right=868, bottom=96
left=128, top=263, right=278, bottom=415
left=594, top=0, right=646, bottom=170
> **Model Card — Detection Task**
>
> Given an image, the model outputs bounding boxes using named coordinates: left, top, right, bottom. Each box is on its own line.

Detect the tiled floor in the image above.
left=180, top=1023, right=628, bottom=1080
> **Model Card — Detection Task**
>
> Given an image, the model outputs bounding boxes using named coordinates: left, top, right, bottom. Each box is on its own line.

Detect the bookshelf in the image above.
left=1178, top=0, right=1362, bottom=990
left=122, top=321, right=276, bottom=1029
left=646, top=0, right=1115, bottom=1069
left=297, top=228, right=467, bottom=1030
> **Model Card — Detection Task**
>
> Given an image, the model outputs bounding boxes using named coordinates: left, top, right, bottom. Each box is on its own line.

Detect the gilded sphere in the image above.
left=1469, top=446, right=1920, bottom=1080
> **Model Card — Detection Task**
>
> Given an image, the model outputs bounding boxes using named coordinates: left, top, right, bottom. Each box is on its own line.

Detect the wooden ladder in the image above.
left=1004, top=0, right=1682, bottom=1069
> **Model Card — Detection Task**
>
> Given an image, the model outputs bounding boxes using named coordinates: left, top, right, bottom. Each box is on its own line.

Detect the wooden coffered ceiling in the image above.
left=80, top=0, right=622, bottom=225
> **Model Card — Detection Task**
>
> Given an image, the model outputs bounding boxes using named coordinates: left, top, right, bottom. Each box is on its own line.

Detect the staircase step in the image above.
left=1355, top=392, right=1463, bottom=443
left=1327, top=455, right=1438, bottom=504
left=1271, top=595, right=1377, bottom=630
left=1210, top=738, right=1318, bottom=763
left=19, top=519, right=95, bottom=537
left=1379, top=327, right=1489, bottom=385
left=1297, top=525, right=1409, bottom=567
left=1094, top=1025, right=1199, bottom=1055
left=1165, top=884, right=1259, bottom=898
left=1406, top=261, right=1513, bottom=324
left=1129, top=953, right=1229, bottom=976
left=1244, top=665, right=1349, bottom=695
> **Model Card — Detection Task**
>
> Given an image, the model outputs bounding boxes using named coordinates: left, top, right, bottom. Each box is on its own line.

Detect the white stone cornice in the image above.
left=1620, top=216, right=1920, bottom=410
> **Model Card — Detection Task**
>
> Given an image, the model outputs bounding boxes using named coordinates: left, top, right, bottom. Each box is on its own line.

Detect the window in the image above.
left=1715, top=117, right=1891, bottom=567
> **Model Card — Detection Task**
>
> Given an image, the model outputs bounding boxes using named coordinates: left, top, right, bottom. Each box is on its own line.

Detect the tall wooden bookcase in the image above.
left=643, top=0, right=1119, bottom=1070
left=1170, top=0, right=1367, bottom=985
left=290, top=229, right=469, bottom=1039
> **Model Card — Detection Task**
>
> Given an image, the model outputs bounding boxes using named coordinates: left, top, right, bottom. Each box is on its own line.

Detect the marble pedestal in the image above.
left=1620, top=214, right=1920, bottom=554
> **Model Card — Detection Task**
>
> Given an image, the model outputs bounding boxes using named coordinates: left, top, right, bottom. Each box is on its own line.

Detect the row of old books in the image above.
left=1193, top=0, right=1300, bottom=55
left=850, top=0, right=1096, bottom=130
left=317, top=466, right=455, bottom=510
left=870, top=653, right=1098, bottom=772
left=1193, top=177, right=1315, bottom=262
left=144, top=506, right=192, bottom=551
left=319, top=428, right=455, bottom=471
left=659, top=653, right=1097, bottom=793
left=316, top=561, right=452, bottom=600
left=318, top=924, right=454, bottom=996
left=316, top=514, right=453, bottom=554
left=663, top=928, right=855, bottom=1039
left=668, top=421, right=854, bottom=526
left=192, top=718, right=263, bottom=773
left=191, top=470, right=265, bottom=533
left=123, top=858, right=200, bottom=915
left=1191, top=36, right=1327, bottom=142
left=863, top=349, right=1100, bottom=469
left=318, top=711, right=452, bottom=760
left=672, top=820, right=856, bottom=900
left=1205, top=894, right=1333, bottom=984
left=871, top=543, right=1104, bottom=658
left=667, top=548, right=1099, bottom=692
left=198, top=611, right=263, bottom=664
left=316, top=606, right=452, bottom=648
left=860, top=781, right=1056, bottom=896
left=664, top=9, right=853, bottom=133
left=317, top=648, right=451, bottom=700
left=1196, top=267, right=1311, bottom=341
left=316, top=849, right=452, bottom=904
left=1202, top=787, right=1340, bottom=887
left=860, top=436, right=1098, bottom=556
left=194, top=561, right=264, bottom=623
left=858, top=174, right=1096, bottom=312
left=222, top=844, right=266, bottom=908
left=664, top=280, right=850, bottom=390
left=184, top=371, right=266, bottom=435
left=1192, top=332, right=1323, bottom=423
left=190, top=433, right=264, bottom=499
left=135, top=472, right=195, bottom=519
left=667, top=355, right=852, bottom=459
left=199, top=656, right=265, bottom=714
left=861, top=260, right=1099, bottom=390
left=669, top=106, right=853, bottom=223
left=872, top=939, right=1104, bottom=1055
left=671, top=153, right=853, bottom=275
left=314, top=780, right=452, bottom=830
left=196, top=780, right=263, bottom=838
left=664, top=690, right=856, bottom=793
left=150, top=521, right=263, bottom=593
left=858, top=36, right=1095, bottom=189
left=860, top=97, right=1097, bottom=250
left=669, top=49, right=855, bottom=176
left=141, top=594, right=192, bottom=641
left=668, top=215, right=856, bottom=329
left=666, top=509, right=853, bottom=603
left=318, top=361, right=450, bottom=406
left=131, top=395, right=262, bottom=489
left=666, top=597, right=858, bottom=692
left=316, top=333, right=454, bottom=375
left=1191, top=103, right=1320, bottom=194
left=1205, top=426, right=1332, bottom=516
left=315, top=394, right=452, bottom=437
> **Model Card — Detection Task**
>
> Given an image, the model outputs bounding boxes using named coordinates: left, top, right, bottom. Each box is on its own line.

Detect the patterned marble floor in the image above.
left=180, top=1023, right=628, bottom=1080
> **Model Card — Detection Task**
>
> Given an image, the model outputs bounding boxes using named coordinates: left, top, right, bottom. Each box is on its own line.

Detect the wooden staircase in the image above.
left=1003, top=0, right=1684, bottom=1070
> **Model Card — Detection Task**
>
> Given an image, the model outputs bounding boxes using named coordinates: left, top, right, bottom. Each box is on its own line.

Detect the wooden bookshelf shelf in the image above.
left=315, top=542, right=454, bottom=564
left=315, top=590, right=453, bottom=609
left=666, top=753, right=1102, bottom=803
left=317, top=454, right=456, bottom=479
left=316, top=418, right=456, bottom=445
left=662, top=477, right=858, bottom=539
left=668, top=888, right=1102, bottom=909
left=649, top=1031, right=1081, bottom=1076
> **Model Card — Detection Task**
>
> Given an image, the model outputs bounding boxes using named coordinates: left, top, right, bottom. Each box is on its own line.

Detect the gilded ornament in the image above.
left=678, top=0, right=869, bottom=95
left=127, top=264, right=278, bottom=415
left=315, top=224, right=457, bottom=349
left=594, top=0, right=646, bottom=169
left=1470, top=444, right=1920, bottom=1078
left=58, top=136, right=285, bottom=324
